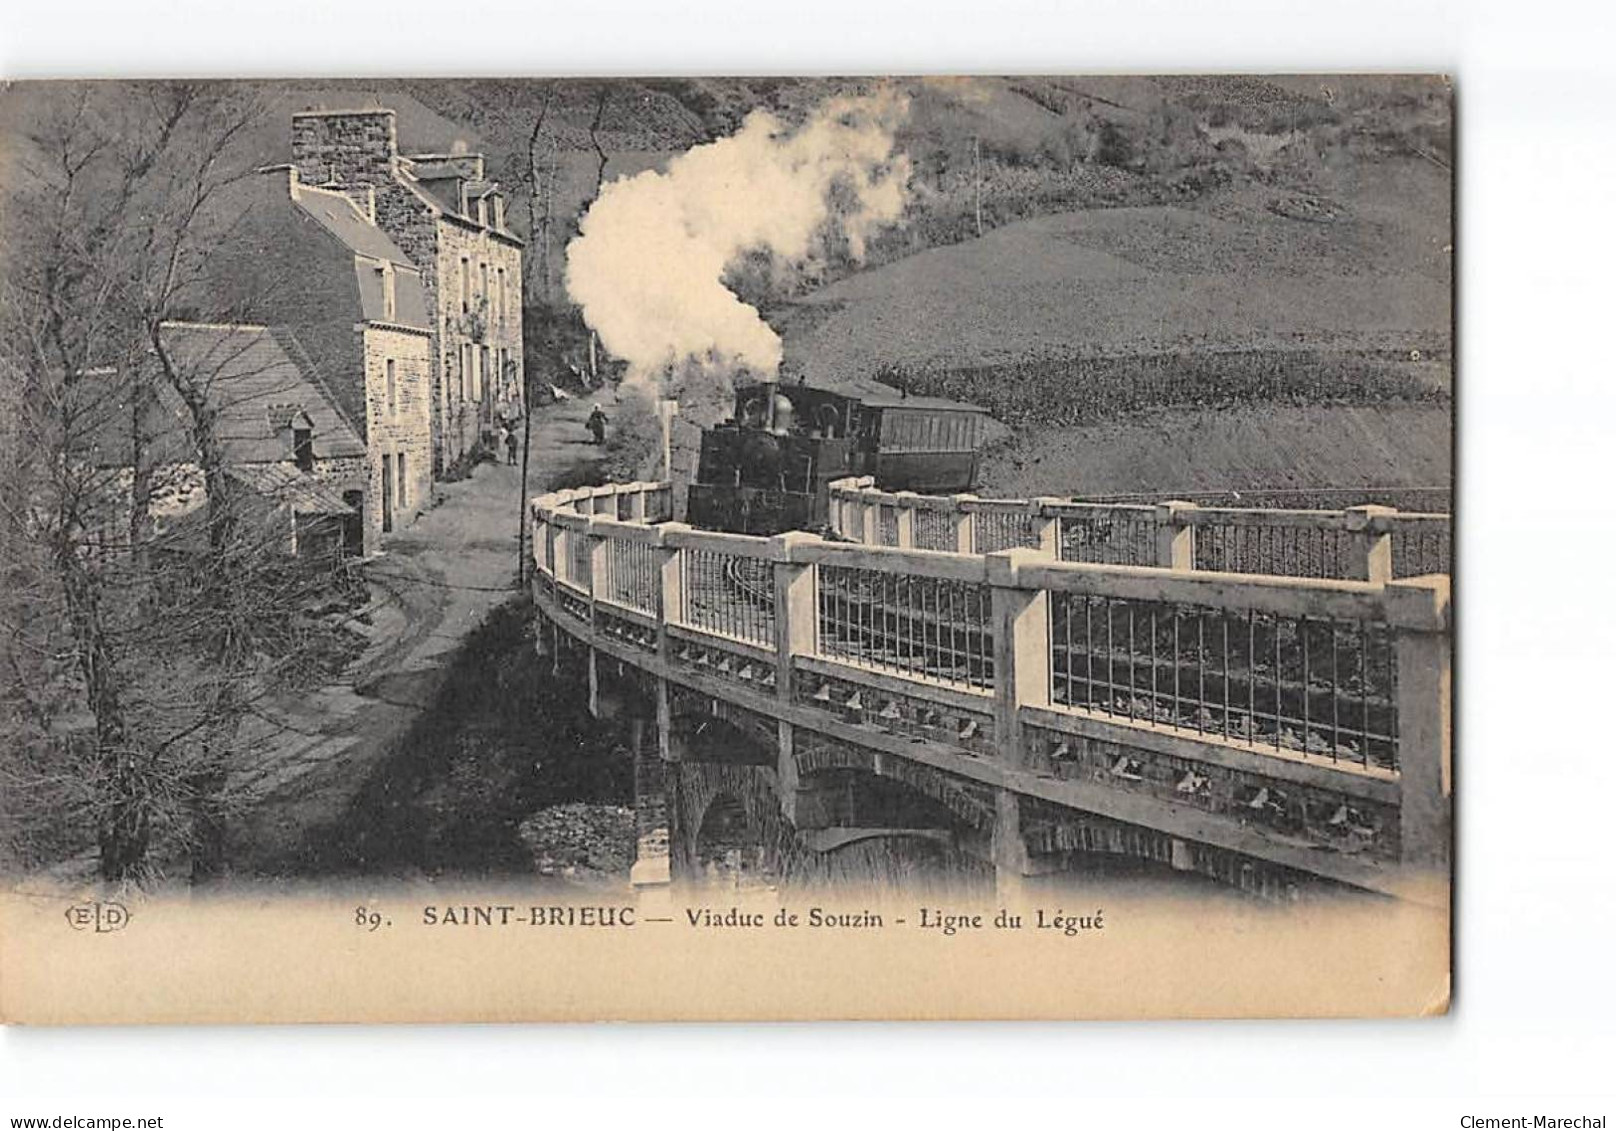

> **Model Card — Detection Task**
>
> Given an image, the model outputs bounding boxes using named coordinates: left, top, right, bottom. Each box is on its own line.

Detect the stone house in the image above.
left=76, top=323, right=370, bottom=558
left=288, top=108, right=525, bottom=478
left=207, top=165, right=437, bottom=551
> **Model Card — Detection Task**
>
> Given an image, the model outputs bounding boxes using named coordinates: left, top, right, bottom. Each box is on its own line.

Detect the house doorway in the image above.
left=342, top=490, right=365, bottom=556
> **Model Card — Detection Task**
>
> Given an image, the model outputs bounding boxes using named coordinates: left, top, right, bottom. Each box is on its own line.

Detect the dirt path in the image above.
left=229, top=391, right=620, bottom=876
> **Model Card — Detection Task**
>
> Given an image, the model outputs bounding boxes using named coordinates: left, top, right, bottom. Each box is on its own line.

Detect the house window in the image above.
left=476, top=197, right=487, bottom=226
left=397, top=451, right=408, bottom=509
left=496, top=268, right=505, bottom=324
left=293, top=427, right=314, bottom=471
left=480, top=346, right=490, bottom=403
left=385, top=358, right=397, bottom=417
left=460, top=256, right=469, bottom=313
left=480, top=262, right=489, bottom=308
left=460, top=343, right=471, bottom=402
left=381, top=264, right=396, bottom=321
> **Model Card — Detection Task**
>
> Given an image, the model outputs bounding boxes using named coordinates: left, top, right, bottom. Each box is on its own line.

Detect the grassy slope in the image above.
left=779, top=162, right=1450, bottom=380
left=980, top=404, right=1452, bottom=502
left=776, top=153, right=1451, bottom=502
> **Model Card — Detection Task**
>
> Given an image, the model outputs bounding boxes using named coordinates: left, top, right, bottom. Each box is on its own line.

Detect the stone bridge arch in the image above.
left=792, top=733, right=998, bottom=834
left=670, top=762, right=792, bottom=882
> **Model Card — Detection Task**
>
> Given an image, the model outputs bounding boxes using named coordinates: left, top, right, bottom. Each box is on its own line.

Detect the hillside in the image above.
left=777, top=161, right=1450, bottom=383
left=772, top=151, right=1451, bottom=503
left=980, top=405, right=1452, bottom=505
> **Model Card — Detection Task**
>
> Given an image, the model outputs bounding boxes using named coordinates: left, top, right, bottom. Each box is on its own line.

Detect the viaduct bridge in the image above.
left=529, top=477, right=1451, bottom=904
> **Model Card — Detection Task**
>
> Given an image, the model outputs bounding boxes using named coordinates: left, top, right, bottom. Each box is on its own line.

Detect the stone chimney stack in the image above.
left=290, top=109, right=398, bottom=189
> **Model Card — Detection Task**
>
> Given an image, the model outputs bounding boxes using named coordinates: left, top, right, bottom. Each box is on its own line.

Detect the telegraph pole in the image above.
left=516, top=372, right=535, bottom=587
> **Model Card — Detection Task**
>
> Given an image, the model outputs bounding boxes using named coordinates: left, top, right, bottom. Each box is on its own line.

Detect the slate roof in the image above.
left=76, top=324, right=367, bottom=470
left=291, top=185, right=413, bottom=267
left=226, top=463, right=357, bottom=515
left=288, top=183, right=432, bottom=330
left=159, top=323, right=368, bottom=465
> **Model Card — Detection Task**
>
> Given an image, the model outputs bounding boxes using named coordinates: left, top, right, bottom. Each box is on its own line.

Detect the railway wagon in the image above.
left=686, top=381, right=989, bottom=535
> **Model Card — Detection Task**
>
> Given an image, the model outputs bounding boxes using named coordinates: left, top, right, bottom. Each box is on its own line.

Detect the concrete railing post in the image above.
left=951, top=494, right=978, bottom=554
left=986, top=546, right=1054, bottom=771
left=1032, top=498, right=1064, bottom=557
left=627, top=486, right=648, bottom=522
left=1346, top=505, right=1397, bottom=583
left=1154, top=500, right=1198, bottom=570
left=858, top=487, right=881, bottom=545
left=770, top=532, right=822, bottom=703
left=655, top=523, right=690, bottom=660
left=586, top=517, right=611, bottom=608
left=824, top=481, right=845, bottom=538
left=830, top=476, right=876, bottom=540
left=986, top=546, right=1051, bottom=900
left=768, top=531, right=821, bottom=831
left=585, top=517, right=610, bottom=716
left=893, top=492, right=918, bottom=549
left=553, top=522, right=570, bottom=587
left=1387, top=576, right=1451, bottom=872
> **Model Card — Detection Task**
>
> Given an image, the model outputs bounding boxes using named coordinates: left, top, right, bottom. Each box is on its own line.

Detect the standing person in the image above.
left=505, top=423, right=519, bottom=466
left=586, top=403, right=607, bottom=446
left=495, top=421, right=509, bottom=463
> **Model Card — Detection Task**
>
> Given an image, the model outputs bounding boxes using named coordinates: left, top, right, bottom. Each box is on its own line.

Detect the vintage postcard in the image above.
left=0, top=75, right=1451, bottom=1022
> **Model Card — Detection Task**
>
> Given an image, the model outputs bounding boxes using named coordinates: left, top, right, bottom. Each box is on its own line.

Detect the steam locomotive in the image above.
left=686, top=380, right=990, bottom=535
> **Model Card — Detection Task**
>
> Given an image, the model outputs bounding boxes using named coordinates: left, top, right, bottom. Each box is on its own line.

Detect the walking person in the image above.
left=505, top=422, right=519, bottom=466
left=586, top=403, right=608, bottom=446
left=494, top=421, right=510, bottom=464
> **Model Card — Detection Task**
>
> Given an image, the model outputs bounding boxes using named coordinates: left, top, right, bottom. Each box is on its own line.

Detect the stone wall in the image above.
left=309, top=454, right=369, bottom=552
left=434, top=218, right=525, bottom=471
left=371, top=181, right=524, bottom=477
left=370, top=180, right=444, bottom=470
left=361, top=326, right=434, bottom=549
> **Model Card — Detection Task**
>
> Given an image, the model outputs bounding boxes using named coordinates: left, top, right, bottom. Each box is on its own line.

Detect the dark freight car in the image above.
left=686, top=381, right=989, bottom=535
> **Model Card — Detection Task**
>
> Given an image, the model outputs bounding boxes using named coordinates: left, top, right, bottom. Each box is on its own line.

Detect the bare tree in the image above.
left=587, top=85, right=611, bottom=200
left=0, top=82, right=363, bottom=884
left=524, top=86, right=559, bottom=306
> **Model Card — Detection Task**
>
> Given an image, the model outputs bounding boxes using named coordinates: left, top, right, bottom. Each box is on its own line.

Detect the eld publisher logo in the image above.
left=64, top=902, right=128, bottom=933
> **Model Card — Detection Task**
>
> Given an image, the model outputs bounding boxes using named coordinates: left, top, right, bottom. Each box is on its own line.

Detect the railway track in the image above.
left=711, top=553, right=995, bottom=687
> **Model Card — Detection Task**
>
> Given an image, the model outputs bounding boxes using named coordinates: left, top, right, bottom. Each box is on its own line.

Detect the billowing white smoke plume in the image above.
left=565, top=89, right=912, bottom=386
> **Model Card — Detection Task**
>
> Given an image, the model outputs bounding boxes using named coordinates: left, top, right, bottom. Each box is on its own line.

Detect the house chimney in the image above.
left=290, top=108, right=398, bottom=189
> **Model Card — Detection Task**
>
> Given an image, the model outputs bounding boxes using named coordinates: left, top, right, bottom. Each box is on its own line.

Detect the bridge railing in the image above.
left=530, top=479, right=1450, bottom=872
left=826, top=477, right=1452, bottom=581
